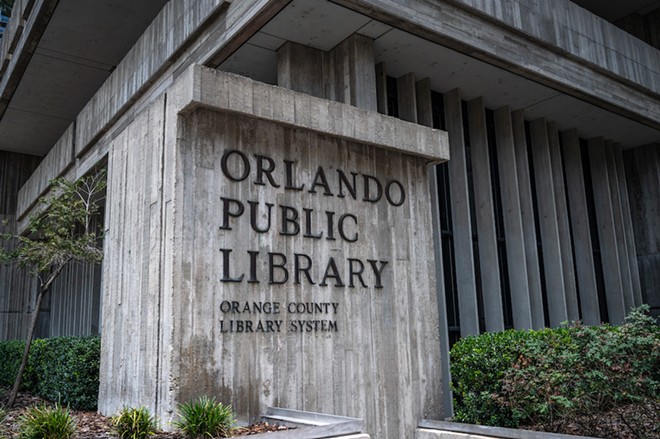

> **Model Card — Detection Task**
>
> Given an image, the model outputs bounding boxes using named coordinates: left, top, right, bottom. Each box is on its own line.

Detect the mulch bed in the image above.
left=0, top=392, right=288, bottom=438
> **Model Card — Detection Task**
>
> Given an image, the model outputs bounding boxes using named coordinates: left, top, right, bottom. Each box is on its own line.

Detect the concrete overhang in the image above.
left=218, top=0, right=660, bottom=149
left=0, top=0, right=167, bottom=157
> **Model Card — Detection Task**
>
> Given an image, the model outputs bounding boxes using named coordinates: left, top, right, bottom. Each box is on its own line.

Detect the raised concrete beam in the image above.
left=561, top=129, right=600, bottom=325
left=443, top=88, right=479, bottom=336
left=530, top=118, right=567, bottom=327
left=467, top=97, right=503, bottom=332
left=494, top=106, right=532, bottom=330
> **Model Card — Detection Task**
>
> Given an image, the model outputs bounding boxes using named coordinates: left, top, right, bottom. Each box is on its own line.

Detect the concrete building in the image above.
left=0, top=0, right=658, bottom=436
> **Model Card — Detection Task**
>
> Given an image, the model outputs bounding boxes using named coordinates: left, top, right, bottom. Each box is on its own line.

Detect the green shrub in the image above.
left=0, top=336, right=100, bottom=410
left=174, top=396, right=236, bottom=438
left=450, top=305, right=659, bottom=436
left=18, top=404, right=76, bottom=439
left=498, top=306, right=659, bottom=434
left=112, top=407, right=158, bottom=439
left=0, top=339, right=26, bottom=389
left=450, top=327, right=569, bottom=426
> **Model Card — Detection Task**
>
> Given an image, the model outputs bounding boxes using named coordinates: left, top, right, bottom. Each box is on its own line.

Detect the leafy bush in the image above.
left=0, top=336, right=100, bottom=410
left=18, top=404, right=76, bottom=439
left=174, top=396, right=236, bottom=438
left=0, top=339, right=25, bottom=388
left=449, top=327, right=570, bottom=426
left=450, top=305, right=659, bottom=437
left=498, top=306, right=659, bottom=436
left=112, top=407, right=158, bottom=439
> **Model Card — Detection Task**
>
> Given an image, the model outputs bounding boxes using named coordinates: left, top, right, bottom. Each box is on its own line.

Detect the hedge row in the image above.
left=450, top=305, right=660, bottom=434
left=0, top=336, right=100, bottom=410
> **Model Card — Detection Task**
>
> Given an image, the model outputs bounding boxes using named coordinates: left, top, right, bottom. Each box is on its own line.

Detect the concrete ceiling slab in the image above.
left=218, top=0, right=660, bottom=149
left=220, top=43, right=278, bottom=85
left=572, top=0, right=660, bottom=21
left=38, top=0, right=168, bottom=67
left=260, top=0, right=371, bottom=51
left=0, top=0, right=168, bottom=156
left=0, top=108, right=71, bottom=156
left=8, top=52, right=111, bottom=119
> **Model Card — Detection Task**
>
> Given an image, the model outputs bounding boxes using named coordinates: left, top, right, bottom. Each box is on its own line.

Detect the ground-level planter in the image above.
left=416, top=420, right=597, bottom=439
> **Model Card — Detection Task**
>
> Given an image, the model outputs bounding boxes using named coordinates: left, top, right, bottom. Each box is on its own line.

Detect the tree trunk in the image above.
left=6, top=286, right=48, bottom=408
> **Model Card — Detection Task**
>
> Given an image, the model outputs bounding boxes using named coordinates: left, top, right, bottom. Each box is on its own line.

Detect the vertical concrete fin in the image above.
left=375, top=62, right=388, bottom=115
left=415, top=77, right=433, bottom=128
left=511, top=110, right=545, bottom=328
left=443, top=88, right=479, bottom=336
left=530, top=118, right=568, bottom=327
left=604, top=140, right=634, bottom=312
left=561, top=129, right=600, bottom=325
left=467, top=97, right=503, bottom=332
left=397, top=72, right=417, bottom=123
left=614, top=144, right=643, bottom=306
left=547, top=122, right=579, bottom=322
left=587, top=137, right=626, bottom=324
left=494, top=106, right=532, bottom=329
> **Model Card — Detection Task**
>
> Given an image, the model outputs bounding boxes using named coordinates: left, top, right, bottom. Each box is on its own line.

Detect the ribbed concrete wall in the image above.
left=0, top=150, right=41, bottom=340
left=624, top=144, right=660, bottom=318
left=450, top=0, right=660, bottom=95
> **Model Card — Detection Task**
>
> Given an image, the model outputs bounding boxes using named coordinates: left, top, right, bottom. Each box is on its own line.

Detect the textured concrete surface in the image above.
left=99, top=66, right=448, bottom=439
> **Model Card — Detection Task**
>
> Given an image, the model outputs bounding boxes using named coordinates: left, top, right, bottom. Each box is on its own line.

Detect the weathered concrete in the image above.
left=467, top=97, right=503, bottom=332
left=417, top=420, right=597, bottom=439
left=332, top=0, right=660, bottom=130
left=511, top=110, right=544, bottom=328
left=587, top=138, right=626, bottom=325
left=530, top=118, right=567, bottom=327
left=443, top=89, right=479, bottom=337
left=561, top=129, right=600, bottom=325
left=493, top=106, right=532, bottom=330
left=547, top=122, right=578, bottom=322
left=623, top=143, right=660, bottom=317
left=16, top=123, right=75, bottom=220
left=99, top=66, right=448, bottom=439
left=278, top=34, right=377, bottom=112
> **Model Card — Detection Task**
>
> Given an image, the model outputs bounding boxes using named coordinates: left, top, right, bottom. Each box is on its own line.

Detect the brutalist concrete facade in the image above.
left=0, top=1, right=659, bottom=438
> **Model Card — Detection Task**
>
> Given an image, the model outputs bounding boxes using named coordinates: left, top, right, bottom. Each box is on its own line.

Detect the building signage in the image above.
left=217, top=148, right=406, bottom=334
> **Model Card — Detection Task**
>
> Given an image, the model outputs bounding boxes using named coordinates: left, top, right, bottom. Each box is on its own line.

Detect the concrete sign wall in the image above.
left=99, top=66, right=449, bottom=439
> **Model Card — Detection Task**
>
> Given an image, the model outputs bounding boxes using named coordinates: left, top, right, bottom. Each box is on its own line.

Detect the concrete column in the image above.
left=604, top=141, right=635, bottom=311
left=547, top=122, right=579, bottom=322
left=561, top=129, right=600, bottom=325
left=375, top=62, right=387, bottom=115
left=494, top=106, right=532, bottom=329
left=331, top=33, right=377, bottom=111
left=530, top=118, right=568, bottom=327
left=277, top=41, right=326, bottom=99
left=511, top=111, right=544, bottom=328
left=623, top=143, right=660, bottom=316
left=443, top=89, right=479, bottom=336
left=415, top=78, right=433, bottom=128
left=587, top=138, right=626, bottom=325
left=429, top=165, right=453, bottom=419
left=468, top=97, right=503, bottom=332
left=397, top=73, right=417, bottom=123
left=614, top=145, right=643, bottom=306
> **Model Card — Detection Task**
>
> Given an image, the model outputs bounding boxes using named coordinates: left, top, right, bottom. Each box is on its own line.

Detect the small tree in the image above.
left=0, top=170, right=106, bottom=408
